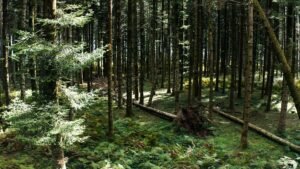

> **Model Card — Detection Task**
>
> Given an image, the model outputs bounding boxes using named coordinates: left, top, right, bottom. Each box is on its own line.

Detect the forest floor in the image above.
left=0, top=79, right=299, bottom=168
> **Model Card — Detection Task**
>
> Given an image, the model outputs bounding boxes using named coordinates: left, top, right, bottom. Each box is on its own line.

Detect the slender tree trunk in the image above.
left=126, top=0, right=134, bottom=117
left=19, top=0, right=27, bottom=100
left=278, top=4, right=294, bottom=135
left=160, top=0, right=165, bottom=89
left=107, top=0, right=113, bottom=137
left=265, top=51, right=274, bottom=112
left=208, top=1, right=214, bottom=120
left=115, top=0, right=122, bottom=108
left=241, top=0, right=253, bottom=149
left=173, top=1, right=180, bottom=112
left=197, top=5, right=203, bottom=101
left=237, top=6, right=245, bottom=99
left=221, top=4, right=228, bottom=94
left=139, top=0, right=145, bottom=105
left=194, top=0, right=200, bottom=101
left=215, top=9, right=221, bottom=92
left=229, top=4, right=236, bottom=111
left=133, top=1, right=139, bottom=101
left=1, top=0, right=10, bottom=106
left=166, top=0, right=171, bottom=93
left=188, top=0, right=198, bottom=105
left=148, top=0, right=158, bottom=106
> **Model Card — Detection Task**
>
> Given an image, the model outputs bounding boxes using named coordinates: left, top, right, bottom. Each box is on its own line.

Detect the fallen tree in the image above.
left=253, top=0, right=300, bottom=119
left=132, top=101, right=176, bottom=121
left=133, top=102, right=211, bottom=136
left=213, top=107, right=300, bottom=153
left=132, top=101, right=300, bottom=153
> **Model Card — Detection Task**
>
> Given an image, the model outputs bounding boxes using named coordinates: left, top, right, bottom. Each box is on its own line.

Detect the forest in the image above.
left=0, top=0, right=300, bottom=168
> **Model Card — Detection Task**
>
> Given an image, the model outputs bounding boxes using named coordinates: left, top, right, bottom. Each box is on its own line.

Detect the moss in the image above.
left=0, top=95, right=296, bottom=168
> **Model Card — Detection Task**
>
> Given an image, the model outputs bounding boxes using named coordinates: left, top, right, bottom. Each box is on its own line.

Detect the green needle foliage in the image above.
left=3, top=83, right=96, bottom=149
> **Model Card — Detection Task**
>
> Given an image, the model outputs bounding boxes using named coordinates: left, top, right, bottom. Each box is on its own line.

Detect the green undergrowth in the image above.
left=0, top=97, right=297, bottom=168
left=69, top=101, right=296, bottom=169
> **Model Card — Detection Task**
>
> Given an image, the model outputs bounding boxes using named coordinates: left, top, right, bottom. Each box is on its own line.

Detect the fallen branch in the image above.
left=213, top=107, right=300, bottom=153
left=132, top=101, right=176, bottom=121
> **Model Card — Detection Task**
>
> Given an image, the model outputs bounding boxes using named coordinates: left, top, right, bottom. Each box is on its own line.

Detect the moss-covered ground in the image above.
left=0, top=95, right=298, bottom=168
left=0, top=78, right=299, bottom=168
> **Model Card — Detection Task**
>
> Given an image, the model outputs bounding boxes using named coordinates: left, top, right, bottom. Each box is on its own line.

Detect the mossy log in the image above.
left=213, top=107, right=300, bottom=153
left=132, top=101, right=176, bottom=121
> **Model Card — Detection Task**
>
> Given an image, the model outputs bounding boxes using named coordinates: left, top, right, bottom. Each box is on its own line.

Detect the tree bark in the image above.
left=208, top=1, right=214, bottom=120
left=19, top=0, right=27, bottom=100
left=148, top=0, right=158, bottom=106
left=1, top=0, right=10, bottom=106
left=133, top=1, right=139, bottom=101
left=126, top=0, right=134, bottom=117
left=241, top=0, right=253, bottom=149
left=139, top=0, right=145, bottom=105
left=277, top=4, right=294, bottom=134
left=107, top=0, right=113, bottom=137
left=114, top=0, right=122, bottom=108
left=173, top=1, right=180, bottom=112
left=166, top=0, right=171, bottom=94
left=221, top=4, right=228, bottom=94
left=229, top=4, right=236, bottom=112
left=237, top=6, right=245, bottom=99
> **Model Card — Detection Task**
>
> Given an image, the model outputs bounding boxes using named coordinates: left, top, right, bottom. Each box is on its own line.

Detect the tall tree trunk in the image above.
left=1, top=0, right=10, bottom=106
left=133, top=1, right=139, bottom=101
left=221, top=4, right=228, bottom=94
left=208, top=1, right=214, bottom=120
left=188, top=0, right=198, bottom=105
left=194, top=0, right=200, bottom=101
left=166, top=0, right=171, bottom=93
left=19, top=0, right=27, bottom=100
left=148, top=0, right=158, bottom=106
left=265, top=0, right=277, bottom=112
left=160, top=0, right=165, bottom=89
left=215, top=9, right=221, bottom=92
left=277, top=4, right=294, bottom=135
left=139, top=0, right=145, bottom=105
left=173, top=1, right=180, bottom=112
left=107, top=0, right=113, bottom=137
left=229, top=4, right=236, bottom=111
left=241, top=0, right=253, bottom=149
left=237, top=6, right=245, bottom=99
left=197, top=5, right=203, bottom=101
left=126, top=0, right=134, bottom=117
left=115, top=0, right=122, bottom=108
